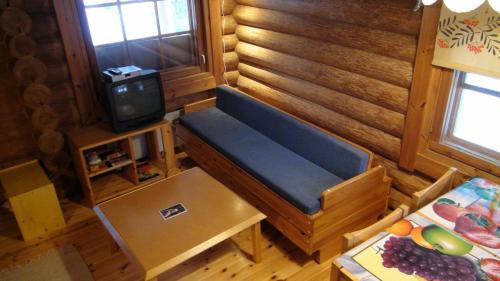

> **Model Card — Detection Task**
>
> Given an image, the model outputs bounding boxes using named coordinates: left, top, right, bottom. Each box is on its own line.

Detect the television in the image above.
left=101, top=69, right=165, bottom=132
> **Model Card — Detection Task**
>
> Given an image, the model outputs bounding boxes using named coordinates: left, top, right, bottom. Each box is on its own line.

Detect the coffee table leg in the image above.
left=251, top=222, right=262, bottom=263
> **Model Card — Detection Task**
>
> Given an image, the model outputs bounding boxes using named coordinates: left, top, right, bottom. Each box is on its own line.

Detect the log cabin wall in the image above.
left=223, top=0, right=435, bottom=207
left=0, top=57, right=38, bottom=166
left=0, top=1, right=80, bottom=196
left=222, top=0, right=239, bottom=86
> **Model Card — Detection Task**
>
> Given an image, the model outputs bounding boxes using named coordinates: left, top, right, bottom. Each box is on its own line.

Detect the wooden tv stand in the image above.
left=68, top=120, right=179, bottom=206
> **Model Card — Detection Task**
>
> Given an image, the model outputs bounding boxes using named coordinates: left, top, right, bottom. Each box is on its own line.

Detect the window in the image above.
left=438, top=71, right=500, bottom=165
left=81, top=0, right=203, bottom=72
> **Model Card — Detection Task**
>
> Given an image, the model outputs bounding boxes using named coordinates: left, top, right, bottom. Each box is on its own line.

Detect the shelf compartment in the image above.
left=92, top=172, right=137, bottom=204
left=137, top=162, right=166, bottom=185
left=88, top=160, right=133, bottom=178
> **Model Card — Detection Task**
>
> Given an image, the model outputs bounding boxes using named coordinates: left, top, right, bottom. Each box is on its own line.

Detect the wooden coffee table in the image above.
left=94, top=167, right=266, bottom=281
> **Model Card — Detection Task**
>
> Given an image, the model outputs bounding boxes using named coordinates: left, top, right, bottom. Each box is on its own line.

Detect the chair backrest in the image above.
left=341, top=204, right=410, bottom=252
left=215, top=85, right=370, bottom=180
left=410, top=167, right=458, bottom=212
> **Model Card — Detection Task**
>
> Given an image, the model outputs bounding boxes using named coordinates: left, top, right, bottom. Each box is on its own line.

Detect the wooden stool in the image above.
left=0, top=160, right=65, bottom=241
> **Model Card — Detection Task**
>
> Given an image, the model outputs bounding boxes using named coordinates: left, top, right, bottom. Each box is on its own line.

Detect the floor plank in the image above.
left=0, top=200, right=333, bottom=281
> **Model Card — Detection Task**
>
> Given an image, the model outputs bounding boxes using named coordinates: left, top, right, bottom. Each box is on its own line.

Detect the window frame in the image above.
left=80, top=0, right=203, bottom=72
left=53, top=0, right=222, bottom=119
left=429, top=70, right=500, bottom=175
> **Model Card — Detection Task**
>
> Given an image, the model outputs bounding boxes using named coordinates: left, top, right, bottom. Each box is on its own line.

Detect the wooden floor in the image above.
left=0, top=199, right=332, bottom=281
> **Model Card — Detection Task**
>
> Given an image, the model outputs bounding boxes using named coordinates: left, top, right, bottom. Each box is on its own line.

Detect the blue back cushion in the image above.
left=180, top=108, right=344, bottom=214
left=215, top=85, right=369, bottom=180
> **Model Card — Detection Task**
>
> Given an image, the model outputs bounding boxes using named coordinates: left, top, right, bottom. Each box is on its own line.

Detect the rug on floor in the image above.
left=0, top=244, right=94, bottom=281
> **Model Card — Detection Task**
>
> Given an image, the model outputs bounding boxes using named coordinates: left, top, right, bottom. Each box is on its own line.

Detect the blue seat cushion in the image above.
left=180, top=107, right=343, bottom=214
left=215, top=85, right=369, bottom=180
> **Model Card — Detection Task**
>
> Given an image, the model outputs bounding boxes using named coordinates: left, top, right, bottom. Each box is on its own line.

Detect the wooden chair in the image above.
left=410, top=167, right=458, bottom=212
left=330, top=204, right=410, bottom=281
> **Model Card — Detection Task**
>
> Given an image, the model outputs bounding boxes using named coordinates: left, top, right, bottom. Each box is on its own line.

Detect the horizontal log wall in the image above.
left=226, top=0, right=430, bottom=206
left=232, top=0, right=421, bottom=160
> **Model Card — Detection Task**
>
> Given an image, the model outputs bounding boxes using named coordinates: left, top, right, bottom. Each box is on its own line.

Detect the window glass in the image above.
left=443, top=72, right=500, bottom=161
left=158, top=0, right=190, bottom=34
left=82, top=0, right=199, bottom=71
left=85, top=6, right=124, bottom=46
left=464, top=73, right=500, bottom=92
left=453, top=88, right=500, bottom=152
left=121, top=2, right=159, bottom=40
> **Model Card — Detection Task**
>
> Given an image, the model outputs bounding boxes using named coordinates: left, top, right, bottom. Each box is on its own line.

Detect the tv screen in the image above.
left=102, top=69, right=166, bottom=132
left=112, top=77, right=163, bottom=122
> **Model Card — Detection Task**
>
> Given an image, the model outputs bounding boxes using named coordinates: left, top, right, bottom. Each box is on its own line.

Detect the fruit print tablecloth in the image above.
left=418, top=177, right=499, bottom=256
left=335, top=177, right=499, bottom=281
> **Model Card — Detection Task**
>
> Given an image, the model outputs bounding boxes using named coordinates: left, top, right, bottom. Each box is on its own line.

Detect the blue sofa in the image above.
left=177, top=85, right=391, bottom=262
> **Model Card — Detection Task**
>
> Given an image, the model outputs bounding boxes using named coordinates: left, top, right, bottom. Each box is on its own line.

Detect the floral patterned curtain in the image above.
left=433, top=2, right=500, bottom=77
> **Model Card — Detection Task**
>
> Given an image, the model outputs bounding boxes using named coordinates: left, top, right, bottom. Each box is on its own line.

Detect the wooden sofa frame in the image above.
left=178, top=96, right=392, bottom=263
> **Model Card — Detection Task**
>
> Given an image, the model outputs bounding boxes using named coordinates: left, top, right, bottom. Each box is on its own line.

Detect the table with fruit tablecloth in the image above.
left=335, top=177, right=499, bottom=281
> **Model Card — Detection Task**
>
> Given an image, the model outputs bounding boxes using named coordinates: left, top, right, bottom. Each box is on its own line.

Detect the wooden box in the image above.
left=0, top=160, right=66, bottom=241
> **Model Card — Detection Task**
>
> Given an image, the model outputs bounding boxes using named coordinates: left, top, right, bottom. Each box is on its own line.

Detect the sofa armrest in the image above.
left=321, top=165, right=390, bottom=210
left=184, top=97, right=217, bottom=114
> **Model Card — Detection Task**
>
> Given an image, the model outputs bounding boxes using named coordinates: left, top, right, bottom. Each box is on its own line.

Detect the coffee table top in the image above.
left=94, top=167, right=265, bottom=280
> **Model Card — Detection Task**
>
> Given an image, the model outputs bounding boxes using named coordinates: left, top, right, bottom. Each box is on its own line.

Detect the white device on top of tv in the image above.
left=103, top=65, right=142, bottom=82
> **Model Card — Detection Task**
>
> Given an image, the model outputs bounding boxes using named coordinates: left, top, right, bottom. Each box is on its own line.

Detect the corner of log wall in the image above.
left=222, top=0, right=239, bottom=86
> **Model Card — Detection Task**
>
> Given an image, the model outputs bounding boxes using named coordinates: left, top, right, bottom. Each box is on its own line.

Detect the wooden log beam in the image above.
left=236, top=42, right=409, bottom=113
left=223, top=70, right=239, bottom=86
left=38, top=129, right=64, bottom=155
left=238, top=63, right=405, bottom=138
left=235, top=0, right=421, bottom=36
left=46, top=63, right=70, bottom=85
left=233, top=5, right=417, bottom=62
left=23, top=83, right=52, bottom=109
left=237, top=75, right=401, bottom=160
left=50, top=82, right=75, bottom=103
left=13, top=57, right=47, bottom=85
left=50, top=102, right=80, bottom=127
left=236, top=25, right=413, bottom=88
left=222, top=51, right=239, bottom=71
left=222, top=0, right=237, bottom=15
left=37, top=37, right=66, bottom=62
left=373, top=154, right=431, bottom=196
left=9, top=34, right=36, bottom=59
left=31, top=105, right=59, bottom=132
left=1, top=7, right=31, bottom=36
left=223, top=34, right=239, bottom=51
left=222, top=15, right=237, bottom=35
left=31, top=13, right=59, bottom=40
